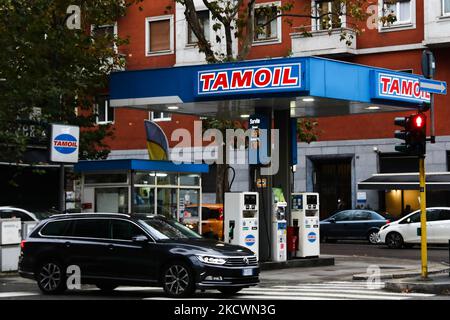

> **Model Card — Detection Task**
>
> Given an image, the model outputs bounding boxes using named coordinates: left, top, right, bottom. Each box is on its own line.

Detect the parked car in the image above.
left=18, top=213, right=259, bottom=297
left=378, top=207, right=450, bottom=249
left=0, top=206, right=39, bottom=222
left=320, top=209, right=390, bottom=244
left=182, top=204, right=224, bottom=240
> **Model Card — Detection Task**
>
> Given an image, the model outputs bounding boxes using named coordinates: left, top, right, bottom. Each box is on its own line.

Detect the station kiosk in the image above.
left=291, top=193, right=320, bottom=258
left=224, top=192, right=259, bottom=258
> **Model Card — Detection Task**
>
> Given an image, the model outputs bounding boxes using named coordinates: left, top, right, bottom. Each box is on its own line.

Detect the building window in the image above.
left=150, top=111, right=172, bottom=122
left=253, top=2, right=281, bottom=43
left=444, top=0, right=450, bottom=15
left=96, top=96, right=114, bottom=124
left=382, top=0, right=412, bottom=25
left=145, top=15, right=174, bottom=56
left=314, top=0, right=345, bottom=31
left=91, top=23, right=118, bottom=52
left=187, top=10, right=210, bottom=45
left=447, top=151, right=450, bottom=171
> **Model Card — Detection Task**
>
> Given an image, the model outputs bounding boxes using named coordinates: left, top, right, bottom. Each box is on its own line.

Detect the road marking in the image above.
left=0, top=292, right=40, bottom=298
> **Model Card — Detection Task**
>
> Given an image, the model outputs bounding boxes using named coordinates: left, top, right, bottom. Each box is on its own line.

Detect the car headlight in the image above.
left=196, top=255, right=227, bottom=265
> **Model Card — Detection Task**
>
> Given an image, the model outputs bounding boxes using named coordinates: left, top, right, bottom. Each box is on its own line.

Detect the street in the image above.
left=1, top=243, right=449, bottom=300
left=322, top=241, right=450, bottom=264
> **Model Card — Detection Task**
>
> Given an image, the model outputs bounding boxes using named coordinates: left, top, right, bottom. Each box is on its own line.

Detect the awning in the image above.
left=74, top=159, right=209, bottom=174
left=358, top=172, right=450, bottom=191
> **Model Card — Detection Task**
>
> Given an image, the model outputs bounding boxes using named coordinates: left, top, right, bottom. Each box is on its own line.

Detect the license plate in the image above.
left=242, top=268, right=253, bottom=276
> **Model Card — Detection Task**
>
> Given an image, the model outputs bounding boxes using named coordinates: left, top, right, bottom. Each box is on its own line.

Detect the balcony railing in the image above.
left=290, top=26, right=357, bottom=57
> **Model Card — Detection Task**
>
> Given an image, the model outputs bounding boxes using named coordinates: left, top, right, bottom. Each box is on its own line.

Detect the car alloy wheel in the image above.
left=37, top=262, right=66, bottom=294
left=163, top=263, right=194, bottom=297
left=368, top=231, right=380, bottom=244
left=386, top=232, right=403, bottom=249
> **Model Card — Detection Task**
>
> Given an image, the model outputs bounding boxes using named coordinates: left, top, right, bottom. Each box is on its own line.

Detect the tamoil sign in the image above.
left=371, top=70, right=431, bottom=104
left=50, top=124, right=80, bottom=163
left=196, top=63, right=302, bottom=97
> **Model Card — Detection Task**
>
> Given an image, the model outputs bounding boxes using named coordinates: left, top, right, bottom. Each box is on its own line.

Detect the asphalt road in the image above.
left=321, top=241, right=449, bottom=263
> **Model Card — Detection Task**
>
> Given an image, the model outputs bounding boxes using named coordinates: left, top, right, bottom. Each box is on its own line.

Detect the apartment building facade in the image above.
left=101, top=0, right=450, bottom=218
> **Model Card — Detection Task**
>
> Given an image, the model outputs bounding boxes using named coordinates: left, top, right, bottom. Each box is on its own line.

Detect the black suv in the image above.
left=19, top=213, right=259, bottom=297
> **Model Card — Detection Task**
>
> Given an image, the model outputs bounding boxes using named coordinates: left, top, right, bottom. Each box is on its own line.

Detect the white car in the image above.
left=0, top=206, right=40, bottom=238
left=378, top=207, right=450, bottom=249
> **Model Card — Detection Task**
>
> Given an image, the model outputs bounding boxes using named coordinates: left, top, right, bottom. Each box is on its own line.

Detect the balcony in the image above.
left=290, top=27, right=357, bottom=57
left=424, top=1, right=450, bottom=47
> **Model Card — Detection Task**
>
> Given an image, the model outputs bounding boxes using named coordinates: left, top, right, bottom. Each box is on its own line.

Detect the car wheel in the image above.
left=96, top=284, right=118, bottom=293
left=162, top=261, right=195, bottom=298
left=36, top=261, right=67, bottom=294
left=218, top=287, right=242, bottom=296
left=386, top=232, right=404, bottom=249
left=367, top=230, right=380, bottom=245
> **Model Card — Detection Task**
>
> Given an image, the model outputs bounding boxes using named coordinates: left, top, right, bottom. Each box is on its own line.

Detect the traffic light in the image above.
left=394, top=113, right=427, bottom=156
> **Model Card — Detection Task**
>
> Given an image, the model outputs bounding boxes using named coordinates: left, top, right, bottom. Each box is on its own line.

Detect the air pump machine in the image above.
left=224, top=192, right=259, bottom=258
left=291, top=193, right=320, bottom=258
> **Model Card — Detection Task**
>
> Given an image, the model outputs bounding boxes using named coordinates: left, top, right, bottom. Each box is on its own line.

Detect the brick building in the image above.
left=99, top=0, right=450, bottom=218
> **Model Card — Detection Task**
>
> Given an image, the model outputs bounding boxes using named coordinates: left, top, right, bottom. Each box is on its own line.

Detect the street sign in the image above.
left=50, top=124, right=80, bottom=163
left=419, top=78, right=447, bottom=95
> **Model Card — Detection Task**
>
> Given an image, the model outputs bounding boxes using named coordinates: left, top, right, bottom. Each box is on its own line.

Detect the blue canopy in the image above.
left=109, top=56, right=429, bottom=118
left=74, top=159, right=209, bottom=174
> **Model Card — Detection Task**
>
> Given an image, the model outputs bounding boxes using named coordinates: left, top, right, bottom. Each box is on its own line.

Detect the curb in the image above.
left=0, top=272, right=19, bottom=278
left=260, top=257, right=335, bottom=271
left=353, top=267, right=450, bottom=281
left=385, top=276, right=450, bottom=295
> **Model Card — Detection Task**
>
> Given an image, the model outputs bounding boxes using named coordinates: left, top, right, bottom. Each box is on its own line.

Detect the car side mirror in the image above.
left=329, top=218, right=336, bottom=223
left=132, top=235, right=149, bottom=243
left=406, top=218, right=411, bottom=224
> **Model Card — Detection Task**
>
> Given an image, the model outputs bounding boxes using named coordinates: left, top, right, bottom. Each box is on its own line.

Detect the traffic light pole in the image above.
left=419, top=156, right=428, bottom=278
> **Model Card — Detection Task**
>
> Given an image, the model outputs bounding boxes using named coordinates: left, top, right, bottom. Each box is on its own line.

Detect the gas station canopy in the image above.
left=110, top=56, right=431, bottom=118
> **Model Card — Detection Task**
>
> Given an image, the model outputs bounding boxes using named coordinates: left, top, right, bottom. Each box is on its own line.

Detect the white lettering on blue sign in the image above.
left=197, top=63, right=302, bottom=96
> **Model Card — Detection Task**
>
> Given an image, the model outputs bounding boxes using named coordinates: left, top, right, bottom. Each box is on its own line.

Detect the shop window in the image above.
left=443, top=0, right=450, bottom=16
left=187, top=10, right=210, bottom=45
left=382, top=0, right=412, bottom=26
left=146, top=15, right=174, bottom=55
left=95, top=96, right=114, bottom=124
left=180, top=174, right=200, bottom=186
left=134, top=172, right=156, bottom=185
left=156, top=173, right=178, bottom=186
left=379, top=153, right=418, bottom=173
left=134, top=187, right=155, bottom=214
left=150, top=111, right=172, bottom=122
left=95, top=188, right=128, bottom=214
left=313, top=0, right=345, bottom=31
left=253, top=2, right=281, bottom=43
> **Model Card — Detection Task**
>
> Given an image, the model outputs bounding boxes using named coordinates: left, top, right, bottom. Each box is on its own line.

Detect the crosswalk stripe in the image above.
left=238, top=290, right=416, bottom=300
left=242, top=287, right=423, bottom=296
left=0, top=292, right=40, bottom=298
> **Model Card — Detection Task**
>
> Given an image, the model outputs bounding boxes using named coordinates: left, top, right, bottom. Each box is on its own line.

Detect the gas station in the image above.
left=109, top=56, right=434, bottom=262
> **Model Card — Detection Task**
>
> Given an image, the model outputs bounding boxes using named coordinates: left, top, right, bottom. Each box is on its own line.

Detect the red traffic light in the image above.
left=412, top=114, right=425, bottom=128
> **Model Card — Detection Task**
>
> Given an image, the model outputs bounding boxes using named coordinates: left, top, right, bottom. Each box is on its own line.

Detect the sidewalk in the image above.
left=385, top=274, right=450, bottom=295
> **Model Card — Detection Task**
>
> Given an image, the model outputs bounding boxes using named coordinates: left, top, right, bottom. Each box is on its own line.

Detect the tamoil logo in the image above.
left=245, top=234, right=256, bottom=246
left=53, top=134, right=78, bottom=154
left=307, top=232, right=317, bottom=243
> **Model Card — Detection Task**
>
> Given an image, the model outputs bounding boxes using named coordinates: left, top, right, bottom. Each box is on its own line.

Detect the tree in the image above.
left=175, top=0, right=394, bottom=63
left=0, top=0, right=143, bottom=163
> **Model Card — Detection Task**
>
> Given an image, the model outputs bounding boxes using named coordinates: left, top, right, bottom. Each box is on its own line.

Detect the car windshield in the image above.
left=139, top=218, right=202, bottom=240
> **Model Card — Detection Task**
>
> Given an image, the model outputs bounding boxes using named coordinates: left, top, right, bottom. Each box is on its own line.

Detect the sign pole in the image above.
left=59, top=164, right=65, bottom=213
left=419, top=155, right=428, bottom=278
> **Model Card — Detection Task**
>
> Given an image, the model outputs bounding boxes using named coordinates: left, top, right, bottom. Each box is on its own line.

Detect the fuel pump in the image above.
left=291, top=193, right=320, bottom=258
left=271, top=188, right=287, bottom=262
left=224, top=192, right=259, bottom=258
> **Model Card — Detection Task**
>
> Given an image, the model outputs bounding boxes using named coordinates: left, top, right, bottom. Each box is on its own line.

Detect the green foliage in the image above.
left=0, top=0, right=142, bottom=162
